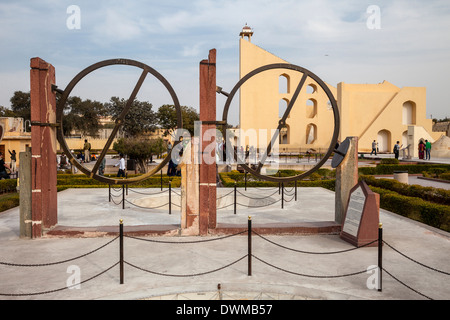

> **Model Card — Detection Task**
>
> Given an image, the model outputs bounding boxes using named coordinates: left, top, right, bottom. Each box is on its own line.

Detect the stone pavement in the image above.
left=0, top=186, right=449, bottom=301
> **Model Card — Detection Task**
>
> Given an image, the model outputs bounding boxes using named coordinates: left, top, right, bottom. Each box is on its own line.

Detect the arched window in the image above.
left=402, top=101, right=416, bottom=125
left=402, top=130, right=408, bottom=148
left=306, top=84, right=317, bottom=94
left=279, top=125, right=289, bottom=145
left=306, top=99, right=317, bottom=118
left=279, top=98, right=290, bottom=118
left=279, top=74, right=290, bottom=94
left=306, top=123, right=317, bottom=144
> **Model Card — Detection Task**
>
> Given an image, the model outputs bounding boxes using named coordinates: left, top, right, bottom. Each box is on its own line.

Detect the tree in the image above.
left=156, top=104, right=199, bottom=137
left=113, top=137, right=165, bottom=173
left=105, top=97, right=157, bottom=137
left=10, top=91, right=31, bottom=121
left=0, top=106, right=17, bottom=118
left=62, top=96, right=106, bottom=137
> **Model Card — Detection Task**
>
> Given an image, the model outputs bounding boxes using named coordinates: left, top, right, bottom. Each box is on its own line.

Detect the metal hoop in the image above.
left=222, top=63, right=340, bottom=182
left=56, top=59, right=183, bottom=185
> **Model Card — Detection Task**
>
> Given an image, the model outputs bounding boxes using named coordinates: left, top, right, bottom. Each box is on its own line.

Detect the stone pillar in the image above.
left=19, top=147, right=32, bottom=238
left=335, top=136, right=358, bottom=224
left=198, top=49, right=217, bottom=235
left=30, top=57, right=58, bottom=237
left=180, top=139, right=200, bottom=235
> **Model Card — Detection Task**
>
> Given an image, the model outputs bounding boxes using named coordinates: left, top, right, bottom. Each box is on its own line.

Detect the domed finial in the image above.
left=240, top=24, right=254, bottom=42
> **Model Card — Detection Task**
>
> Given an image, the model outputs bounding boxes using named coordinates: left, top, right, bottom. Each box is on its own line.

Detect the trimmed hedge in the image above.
left=360, top=175, right=450, bottom=205
left=359, top=164, right=450, bottom=175
left=369, top=186, right=450, bottom=232
left=219, top=170, right=336, bottom=190
left=56, top=173, right=181, bottom=188
left=0, top=179, right=17, bottom=194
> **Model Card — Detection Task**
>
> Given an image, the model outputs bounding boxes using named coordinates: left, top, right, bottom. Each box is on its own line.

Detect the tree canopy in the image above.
left=105, top=97, right=157, bottom=137
left=156, top=104, right=199, bottom=137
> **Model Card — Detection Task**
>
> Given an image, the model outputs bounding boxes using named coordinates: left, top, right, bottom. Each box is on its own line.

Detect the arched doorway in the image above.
left=377, top=129, right=391, bottom=152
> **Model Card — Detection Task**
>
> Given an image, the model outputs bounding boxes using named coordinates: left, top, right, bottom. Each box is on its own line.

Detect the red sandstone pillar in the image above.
left=30, top=57, right=58, bottom=237
left=199, top=49, right=217, bottom=235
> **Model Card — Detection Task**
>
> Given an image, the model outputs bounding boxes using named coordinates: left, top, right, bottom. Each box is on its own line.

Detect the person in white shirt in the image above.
left=115, top=153, right=126, bottom=177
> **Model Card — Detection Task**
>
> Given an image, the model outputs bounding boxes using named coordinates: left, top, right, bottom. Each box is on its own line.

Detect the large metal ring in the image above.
left=222, top=63, right=340, bottom=182
left=56, top=58, right=183, bottom=185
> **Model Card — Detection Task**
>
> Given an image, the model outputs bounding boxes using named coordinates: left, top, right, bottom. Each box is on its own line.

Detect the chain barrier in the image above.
left=125, top=256, right=247, bottom=278
left=383, top=240, right=450, bottom=275
left=252, top=254, right=376, bottom=278
left=0, top=236, right=119, bottom=267
left=2, top=220, right=447, bottom=299
left=253, top=231, right=378, bottom=254
left=125, top=230, right=247, bottom=244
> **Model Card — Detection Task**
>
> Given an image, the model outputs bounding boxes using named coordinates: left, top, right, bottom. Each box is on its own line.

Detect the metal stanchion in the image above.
left=160, top=170, right=163, bottom=191
left=169, top=181, right=172, bottom=215
left=109, top=184, right=111, bottom=202
left=281, top=183, right=284, bottom=209
left=248, top=216, right=252, bottom=276
left=295, top=180, right=297, bottom=201
left=122, top=185, right=125, bottom=210
left=378, top=223, right=383, bottom=292
left=245, top=171, right=247, bottom=191
left=234, top=182, right=237, bottom=215
left=119, top=219, right=124, bottom=284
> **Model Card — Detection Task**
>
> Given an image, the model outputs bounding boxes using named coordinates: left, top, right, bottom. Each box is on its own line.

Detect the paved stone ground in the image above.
left=0, top=186, right=449, bottom=301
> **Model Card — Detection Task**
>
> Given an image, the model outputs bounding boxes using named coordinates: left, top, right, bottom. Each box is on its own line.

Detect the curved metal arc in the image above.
left=56, top=58, right=183, bottom=185
left=221, top=63, right=340, bottom=182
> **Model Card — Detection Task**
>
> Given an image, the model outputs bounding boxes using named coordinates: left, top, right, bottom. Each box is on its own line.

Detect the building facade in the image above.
left=238, top=26, right=444, bottom=158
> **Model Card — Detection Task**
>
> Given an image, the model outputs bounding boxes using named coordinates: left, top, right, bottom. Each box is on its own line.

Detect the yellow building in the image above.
left=238, top=26, right=444, bottom=158
left=0, top=117, right=31, bottom=169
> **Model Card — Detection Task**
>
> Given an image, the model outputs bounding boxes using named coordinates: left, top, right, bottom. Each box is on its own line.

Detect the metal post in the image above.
left=378, top=223, right=383, bottom=292
left=278, top=172, right=281, bottom=195
left=122, top=185, right=125, bottom=210
left=109, top=184, right=111, bottom=202
left=248, top=216, right=252, bottom=276
left=281, top=183, right=284, bottom=209
left=169, top=181, right=172, bottom=215
left=119, top=219, right=124, bottom=284
left=295, top=180, right=297, bottom=201
left=245, top=171, right=247, bottom=191
left=161, top=170, right=163, bottom=191
left=234, top=182, right=237, bottom=215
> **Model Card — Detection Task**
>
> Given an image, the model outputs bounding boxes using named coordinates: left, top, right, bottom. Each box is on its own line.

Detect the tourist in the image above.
left=425, top=140, right=432, bottom=160
left=418, top=140, right=425, bottom=160
left=393, top=141, right=402, bottom=160
left=370, top=140, right=377, bottom=156
left=0, top=152, right=11, bottom=180
left=8, top=150, right=16, bottom=172
left=83, top=139, right=91, bottom=163
left=115, top=153, right=126, bottom=177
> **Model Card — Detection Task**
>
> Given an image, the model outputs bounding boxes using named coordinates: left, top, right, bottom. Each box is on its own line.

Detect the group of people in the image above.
left=370, top=139, right=432, bottom=160
left=418, top=140, right=432, bottom=160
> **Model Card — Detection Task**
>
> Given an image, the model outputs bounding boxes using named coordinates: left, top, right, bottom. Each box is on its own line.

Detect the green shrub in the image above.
left=369, top=186, right=450, bottom=232
left=359, top=164, right=450, bottom=176
left=0, top=179, right=17, bottom=193
left=360, top=175, right=450, bottom=205
left=380, top=158, right=399, bottom=165
left=440, top=173, right=450, bottom=181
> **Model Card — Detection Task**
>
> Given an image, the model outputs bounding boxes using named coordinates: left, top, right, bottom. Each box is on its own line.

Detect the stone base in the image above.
left=44, top=221, right=341, bottom=238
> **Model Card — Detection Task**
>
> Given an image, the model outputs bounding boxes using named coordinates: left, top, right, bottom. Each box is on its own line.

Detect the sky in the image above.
left=0, top=0, right=449, bottom=127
